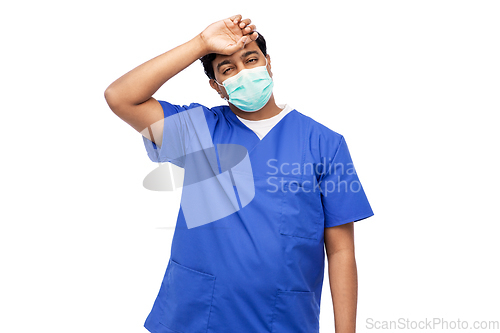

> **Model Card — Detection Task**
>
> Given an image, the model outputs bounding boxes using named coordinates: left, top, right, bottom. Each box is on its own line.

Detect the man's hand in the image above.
left=199, top=14, right=259, bottom=55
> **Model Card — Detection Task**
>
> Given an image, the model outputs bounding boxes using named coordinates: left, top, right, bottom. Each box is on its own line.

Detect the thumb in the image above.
left=225, top=36, right=248, bottom=54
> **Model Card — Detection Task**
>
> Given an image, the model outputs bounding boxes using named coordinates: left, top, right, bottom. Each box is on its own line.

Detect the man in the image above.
left=105, top=14, right=374, bottom=333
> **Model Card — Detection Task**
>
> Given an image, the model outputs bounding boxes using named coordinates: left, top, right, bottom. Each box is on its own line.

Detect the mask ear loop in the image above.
left=214, top=79, right=229, bottom=101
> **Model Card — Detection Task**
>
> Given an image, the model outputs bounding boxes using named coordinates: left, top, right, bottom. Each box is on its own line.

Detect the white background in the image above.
left=1, top=1, right=499, bottom=332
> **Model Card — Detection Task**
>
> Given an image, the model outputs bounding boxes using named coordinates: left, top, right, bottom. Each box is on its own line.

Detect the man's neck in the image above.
left=229, top=95, right=282, bottom=121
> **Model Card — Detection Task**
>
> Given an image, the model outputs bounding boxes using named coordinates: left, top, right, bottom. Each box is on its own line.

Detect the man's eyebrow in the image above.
left=240, top=50, right=259, bottom=59
left=216, top=59, right=232, bottom=72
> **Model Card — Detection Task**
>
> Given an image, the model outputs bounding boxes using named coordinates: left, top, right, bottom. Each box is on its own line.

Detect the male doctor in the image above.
left=105, top=14, right=373, bottom=333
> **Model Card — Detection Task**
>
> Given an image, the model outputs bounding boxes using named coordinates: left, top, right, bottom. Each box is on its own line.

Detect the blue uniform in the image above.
left=142, top=100, right=374, bottom=333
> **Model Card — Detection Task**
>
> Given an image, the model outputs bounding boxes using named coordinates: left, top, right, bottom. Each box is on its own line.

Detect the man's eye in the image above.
left=247, top=58, right=257, bottom=63
left=223, top=68, right=232, bottom=74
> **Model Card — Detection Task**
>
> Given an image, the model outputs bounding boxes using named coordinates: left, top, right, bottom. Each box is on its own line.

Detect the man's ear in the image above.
left=209, top=79, right=227, bottom=100
left=266, top=54, right=273, bottom=78
left=209, top=79, right=218, bottom=91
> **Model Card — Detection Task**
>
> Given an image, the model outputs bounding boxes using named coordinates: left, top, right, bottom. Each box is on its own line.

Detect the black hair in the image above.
left=199, top=32, right=267, bottom=81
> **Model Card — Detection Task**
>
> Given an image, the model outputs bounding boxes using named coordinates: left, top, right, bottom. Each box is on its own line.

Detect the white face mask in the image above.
left=216, top=58, right=274, bottom=112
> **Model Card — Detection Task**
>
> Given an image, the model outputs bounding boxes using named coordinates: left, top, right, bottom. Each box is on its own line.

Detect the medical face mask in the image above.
left=216, top=58, right=274, bottom=112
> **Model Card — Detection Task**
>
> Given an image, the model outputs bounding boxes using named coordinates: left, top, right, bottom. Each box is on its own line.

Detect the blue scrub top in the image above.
left=142, top=100, right=374, bottom=333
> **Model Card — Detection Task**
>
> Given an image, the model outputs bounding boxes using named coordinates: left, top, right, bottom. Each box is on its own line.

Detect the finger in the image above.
left=239, top=18, right=252, bottom=29
left=243, top=24, right=257, bottom=35
left=249, top=31, right=259, bottom=41
left=229, top=14, right=242, bottom=25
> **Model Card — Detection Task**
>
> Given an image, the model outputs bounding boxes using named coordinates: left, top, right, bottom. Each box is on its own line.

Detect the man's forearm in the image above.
left=105, top=34, right=208, bottom=106
left=328, top=249, right=358, bottom=333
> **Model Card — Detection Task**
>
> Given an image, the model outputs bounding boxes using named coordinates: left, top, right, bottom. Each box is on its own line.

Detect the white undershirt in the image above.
left=236, top=104, right=293, bottom=140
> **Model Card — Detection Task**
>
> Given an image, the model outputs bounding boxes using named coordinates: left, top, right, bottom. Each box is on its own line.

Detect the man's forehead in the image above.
left=213, top=41, right=263, bottom=63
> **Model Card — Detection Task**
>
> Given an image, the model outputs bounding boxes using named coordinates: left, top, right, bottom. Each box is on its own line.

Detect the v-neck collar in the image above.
left=222, top=105, right=297, bottom=154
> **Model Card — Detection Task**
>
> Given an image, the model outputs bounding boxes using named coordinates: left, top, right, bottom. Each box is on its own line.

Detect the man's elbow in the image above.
left=104, top=86, right=120, bottom=112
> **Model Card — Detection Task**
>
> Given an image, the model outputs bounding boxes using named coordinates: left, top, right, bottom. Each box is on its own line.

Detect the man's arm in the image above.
left=103, top=14, right=258, bottom=145
left=324, top=222, right=357, bottom=333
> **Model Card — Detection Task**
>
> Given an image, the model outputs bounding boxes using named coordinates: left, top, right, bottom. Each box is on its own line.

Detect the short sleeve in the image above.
left=319, top=135, right=374, bottom=228
left=142, top=100, right=216, bottom=168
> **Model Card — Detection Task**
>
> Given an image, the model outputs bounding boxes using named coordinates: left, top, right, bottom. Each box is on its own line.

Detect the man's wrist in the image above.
left=193, top=33, right=211, bottom=57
